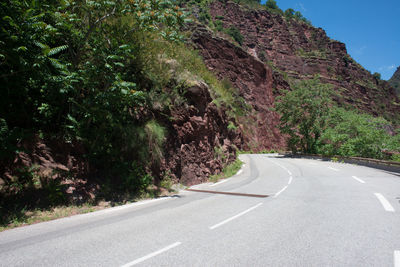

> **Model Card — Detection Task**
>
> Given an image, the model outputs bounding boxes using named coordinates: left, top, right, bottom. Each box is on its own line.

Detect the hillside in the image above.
left=389, top=66, right=400, bottom=96
left=189, top=0, right=400, bottom=152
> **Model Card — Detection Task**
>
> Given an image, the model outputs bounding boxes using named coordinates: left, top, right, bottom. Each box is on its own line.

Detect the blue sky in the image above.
left=261, top=0, right=400, bottom=80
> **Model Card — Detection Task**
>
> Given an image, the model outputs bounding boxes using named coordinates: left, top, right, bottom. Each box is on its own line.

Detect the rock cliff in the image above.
left=187, top=0, right=400, bottom=150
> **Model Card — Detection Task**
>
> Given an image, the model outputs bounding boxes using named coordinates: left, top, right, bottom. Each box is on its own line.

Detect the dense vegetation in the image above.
left=276, top=78, right=400, bottom=160
left=0, top=0, right=246, bottom=225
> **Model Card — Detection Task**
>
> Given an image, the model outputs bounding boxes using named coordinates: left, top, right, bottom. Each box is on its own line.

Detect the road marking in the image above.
left=120, top=242, right=182, bottom=267
left=267, top=159, right=291, bottom=173
left=374, top=193, right=395, bottom=212
left=209, top=203, right=263, bottom=230
left=210, top=179, right=228, bottom=187
left=274, top=185, right=288, bottom=198
left=395, top=251, right=400, bottom=267
left=267, top=159, right=294, bottom=187
left=352, top=176, right=365, bottom=184
left=328, top=167, right=339, bottom=171
left=101, top=197, right=171, bottom=214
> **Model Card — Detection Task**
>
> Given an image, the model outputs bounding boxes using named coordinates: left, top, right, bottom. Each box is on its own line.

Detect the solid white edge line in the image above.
left=210, top=179, right=228, bottom=187
left=102, top=197, right=171, bottom=214
left=351, top=176, right=365, bottom=184
left=288, top=176, right=293, bottom=185
left=395, top=250, right=400, bottom=267
left=328, top=167, right=339, bottom=171
left=273, top=185, right=288, bottom=198
left=121, top=242, right=182, bottom=267
left=209, top=203, right=263, bottom=230
left=374, top=193, right=395, bottom=212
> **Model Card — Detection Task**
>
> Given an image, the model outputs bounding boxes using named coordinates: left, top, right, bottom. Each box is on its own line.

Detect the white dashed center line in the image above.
left=274, top=185, right=288, bottom=198
left=395, top=251, right=400, bottom=267
left=121, top=242, right=182, bottom=267
left=209, top=203, right=263, bottom=230
left=351, top=176, right=365, bottom=184
left=374, top=193, right=395, bottom=212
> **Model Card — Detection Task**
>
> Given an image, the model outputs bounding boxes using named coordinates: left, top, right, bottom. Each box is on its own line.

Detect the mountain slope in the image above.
left=188, top=0, right=400, bottom=150
left=389, top=66, right=400, bottom=96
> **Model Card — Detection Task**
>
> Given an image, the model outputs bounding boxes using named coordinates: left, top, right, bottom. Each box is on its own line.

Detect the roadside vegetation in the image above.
left=0, top=0, right=245, bottom=228
left=209, top=158, right=243, bottom=183
left=275, top=77, right=400, bottom=161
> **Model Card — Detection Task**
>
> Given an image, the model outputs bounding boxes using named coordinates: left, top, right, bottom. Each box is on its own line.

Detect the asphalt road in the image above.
left=1, top=154, right=399, bottom=266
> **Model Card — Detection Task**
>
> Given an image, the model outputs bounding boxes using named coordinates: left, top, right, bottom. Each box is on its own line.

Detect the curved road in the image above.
left=0, top=154, right=399, bottom=266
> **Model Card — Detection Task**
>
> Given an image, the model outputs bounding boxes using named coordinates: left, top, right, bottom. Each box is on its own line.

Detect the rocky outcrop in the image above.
left=191, top=25, right=287, bottom=151
left=0, top=137, right=97, bottom=204
left=205, top=1, right=400, bottom=122
left=389, top=66, right=400, bottom=96
left=162, top=80, right=240, bottom=185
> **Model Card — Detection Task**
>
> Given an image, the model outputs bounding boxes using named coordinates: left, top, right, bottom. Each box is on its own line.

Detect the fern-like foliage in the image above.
left=48, top=45, right=68, bottom=56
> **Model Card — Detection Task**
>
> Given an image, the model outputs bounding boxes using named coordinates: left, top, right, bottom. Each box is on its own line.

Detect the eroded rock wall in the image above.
left=191, top=25, right=287, bottom=151
left=162, top=80, right=241, bottom=185
left=207, top=1, right=400, bottom=121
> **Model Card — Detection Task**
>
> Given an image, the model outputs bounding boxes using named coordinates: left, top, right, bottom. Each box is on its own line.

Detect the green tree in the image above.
left=319, top=108, right=394, bottom=159
left=275, top=78, right=333, bottom=153
left=265, top=0, right=278, bottom=9
left=284, top=8, right=295, bottom=18
left=372, top=72, right=381, bottom=80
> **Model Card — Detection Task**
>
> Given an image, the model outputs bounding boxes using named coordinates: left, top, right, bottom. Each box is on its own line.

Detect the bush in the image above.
left=226, top=26, right=244, bottom=46
left=318, top=108, right=393, bottom=159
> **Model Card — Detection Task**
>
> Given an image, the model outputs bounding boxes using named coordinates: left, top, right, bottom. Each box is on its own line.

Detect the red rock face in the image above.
left=162, top=81, right=241, bottom=186
left=191, top=25, right=287, bottom=151
left=198, top=0, right=399, bottom=125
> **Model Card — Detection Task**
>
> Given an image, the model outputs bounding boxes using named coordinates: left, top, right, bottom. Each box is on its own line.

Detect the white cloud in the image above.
left=298, top=3, right=307, bottom=12
left=294, top=3, right=307, bottom=12
left=379, top=65, right=396, bottom=71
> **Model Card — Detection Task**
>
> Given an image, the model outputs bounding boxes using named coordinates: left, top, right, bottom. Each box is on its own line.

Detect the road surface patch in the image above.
left=209, top=203, right=263, bottom=230
left=120, top=242, right=182, bottom=267
left=374, top=193, right=395, bottom=212
left=395, top=251, right=400, bottom=267
left=185, top=189, right=268, bottom=198
left=351, top=176, right=365, bottom=184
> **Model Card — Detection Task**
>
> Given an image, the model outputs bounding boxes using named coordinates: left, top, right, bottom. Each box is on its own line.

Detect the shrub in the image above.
left=318, top=108, right=394, bottom=159
left=226, top=26, right=244, bottom=46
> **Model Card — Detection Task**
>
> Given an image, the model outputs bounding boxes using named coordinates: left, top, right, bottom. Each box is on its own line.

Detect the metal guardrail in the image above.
left=283, top=153, right=400, bottom=167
